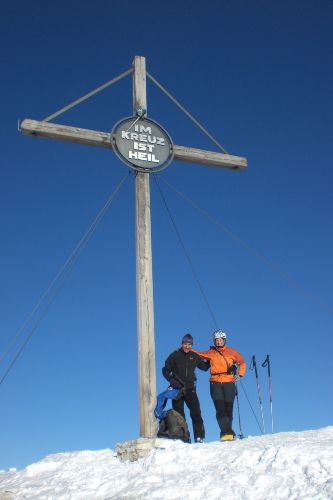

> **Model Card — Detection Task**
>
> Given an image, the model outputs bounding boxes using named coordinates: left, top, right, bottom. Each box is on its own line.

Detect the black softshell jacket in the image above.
left=162, top=349, right=209, bottom=387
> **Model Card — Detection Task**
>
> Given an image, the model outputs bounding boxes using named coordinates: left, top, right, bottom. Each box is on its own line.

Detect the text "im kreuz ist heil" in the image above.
left=121, top=124, right=166, bottom=163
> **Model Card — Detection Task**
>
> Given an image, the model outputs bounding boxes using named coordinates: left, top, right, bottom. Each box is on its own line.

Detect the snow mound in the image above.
left=0, top=427, right=332, bottom=499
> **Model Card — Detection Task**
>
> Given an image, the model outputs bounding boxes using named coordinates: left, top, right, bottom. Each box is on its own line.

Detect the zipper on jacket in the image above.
left=213, top=347, right=232, bottom=373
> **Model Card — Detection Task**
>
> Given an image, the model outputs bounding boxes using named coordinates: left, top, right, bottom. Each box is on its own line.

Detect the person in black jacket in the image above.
left=162, top=333, right=209, bottom=442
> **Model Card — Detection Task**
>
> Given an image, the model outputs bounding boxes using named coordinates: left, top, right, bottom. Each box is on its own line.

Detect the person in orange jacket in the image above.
left=192, top=330, right=246, bottom=441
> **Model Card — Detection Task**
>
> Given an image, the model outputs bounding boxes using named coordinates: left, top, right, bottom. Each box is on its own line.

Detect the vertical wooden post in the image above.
left=133, top=56, right=157, bottom=437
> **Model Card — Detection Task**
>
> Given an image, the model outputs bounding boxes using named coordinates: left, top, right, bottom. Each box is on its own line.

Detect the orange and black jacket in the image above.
left=192, top=346, right=246, bottom=383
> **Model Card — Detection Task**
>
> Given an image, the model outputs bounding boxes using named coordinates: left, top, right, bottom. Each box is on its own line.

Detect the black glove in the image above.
left=170, top=378, right=182, bottom=389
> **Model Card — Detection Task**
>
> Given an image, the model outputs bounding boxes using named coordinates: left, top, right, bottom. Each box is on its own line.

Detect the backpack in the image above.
left=157, top=409, right=190, bottom=443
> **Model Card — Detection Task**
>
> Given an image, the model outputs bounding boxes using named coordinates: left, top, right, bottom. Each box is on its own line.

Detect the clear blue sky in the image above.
left=1, top=0, right=332, bottom=470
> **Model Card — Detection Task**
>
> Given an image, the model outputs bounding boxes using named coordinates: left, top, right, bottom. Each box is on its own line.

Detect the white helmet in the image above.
left=213, top=330, right=227, bottom=341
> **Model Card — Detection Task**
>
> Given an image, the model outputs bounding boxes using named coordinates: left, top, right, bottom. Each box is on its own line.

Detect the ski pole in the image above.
left=235, top=384, right=244, bottom=439
left=262, top=354, right=274, bottom=433
left=249, top=355, right=266, bottom=434
left=239, top=380, right=263, bottom=434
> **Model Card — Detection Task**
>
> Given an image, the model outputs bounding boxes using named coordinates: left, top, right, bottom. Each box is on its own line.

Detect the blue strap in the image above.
left=154, top=387, right=180, bottom=420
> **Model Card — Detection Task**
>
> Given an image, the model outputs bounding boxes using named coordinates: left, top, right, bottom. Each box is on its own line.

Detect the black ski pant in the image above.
left=210, top=381, right=236, bottom=436
left=172, top=387, right=205, bottom=441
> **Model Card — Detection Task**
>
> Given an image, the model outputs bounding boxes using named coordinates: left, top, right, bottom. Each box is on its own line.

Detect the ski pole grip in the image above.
left=262, top=355, right=271, bottom=376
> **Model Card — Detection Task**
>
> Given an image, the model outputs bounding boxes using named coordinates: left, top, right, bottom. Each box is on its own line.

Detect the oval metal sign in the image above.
left=112, top=117, right=173, bottom=173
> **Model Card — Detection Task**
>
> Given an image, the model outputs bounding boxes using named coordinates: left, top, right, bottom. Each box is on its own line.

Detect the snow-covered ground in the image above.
left=0, top=427, right=332, bottom=499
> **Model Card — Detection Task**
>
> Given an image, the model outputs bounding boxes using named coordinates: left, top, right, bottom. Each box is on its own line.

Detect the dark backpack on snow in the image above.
left=157, top=409, right=190, bottom=443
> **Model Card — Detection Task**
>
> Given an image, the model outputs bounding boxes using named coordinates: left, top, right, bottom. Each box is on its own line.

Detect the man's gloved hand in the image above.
left=170, top=378, right=182, bottom=389
left=234, top=374, right=242, bottom=382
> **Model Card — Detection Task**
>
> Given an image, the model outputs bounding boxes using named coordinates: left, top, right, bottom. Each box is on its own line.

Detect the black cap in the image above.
left=182, top=334, right=193, bottom=345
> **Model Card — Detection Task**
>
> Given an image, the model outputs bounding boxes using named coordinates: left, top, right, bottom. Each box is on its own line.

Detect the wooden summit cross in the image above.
left=20, top=56, right=247, bottom=439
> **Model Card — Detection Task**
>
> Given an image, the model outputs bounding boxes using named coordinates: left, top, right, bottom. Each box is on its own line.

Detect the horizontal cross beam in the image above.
left=20, top=119, right=247, bottom=170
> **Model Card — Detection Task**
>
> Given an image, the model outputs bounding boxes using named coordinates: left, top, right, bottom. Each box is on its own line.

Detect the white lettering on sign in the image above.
left=134, top=124, right=152, bottom=134
left=133, top=142, right=156, bottom=153
left=129, top=151, right=159, bottom=162
left=125, top=128, right=163, bottom=162
left=122, top=131, right=165, bottom=144
left=116, top=119, right=171, bottom=168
